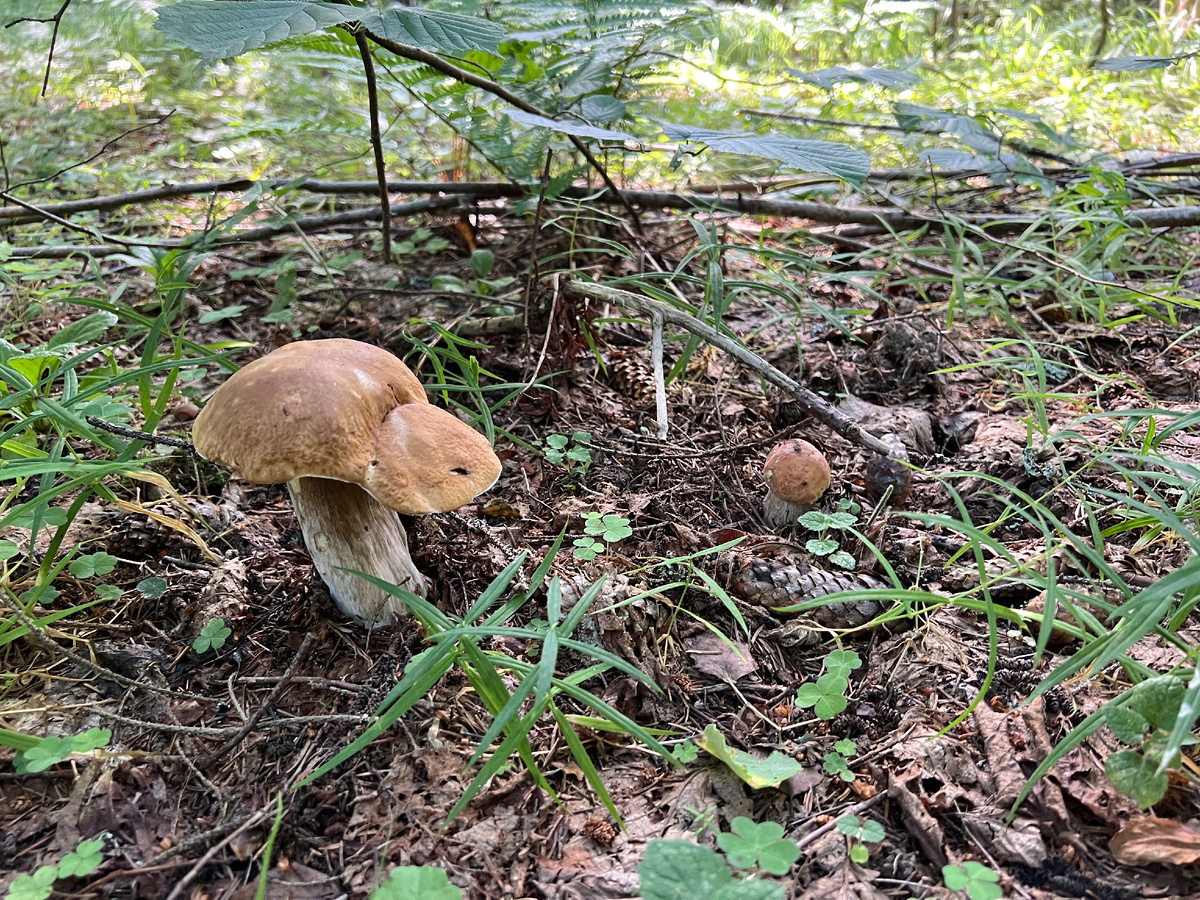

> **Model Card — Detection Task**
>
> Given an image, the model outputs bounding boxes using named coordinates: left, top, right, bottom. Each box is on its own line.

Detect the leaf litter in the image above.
left=2, top=219, right=1200, bottom=900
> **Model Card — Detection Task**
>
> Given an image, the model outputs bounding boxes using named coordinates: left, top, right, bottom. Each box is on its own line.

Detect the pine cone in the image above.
left=717, top=549, right=886, bottom=627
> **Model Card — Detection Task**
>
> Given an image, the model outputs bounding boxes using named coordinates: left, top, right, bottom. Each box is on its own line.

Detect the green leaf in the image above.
left=806, top=538, right=838, bottom=556
left=715, top=817, right=799, bottom=877
left=697, top=724, right=801, bottom=789
left=672, top=740, right=698, bottom=764
left=193, top=617, right=232, bottom=654
left=661, top=124, right=870, bottom=184
left=198, top=305, right=247, bottom=324
left=942, top=862, right=1002, bottom=900
left=14, top=728, right=111, bottom=773
left=154, top=1, right=357, bottom=60
left=835, top=738, right=857, bottom=756
left=824, top=650, right=862, bottom=679
left=49, top=311, right=118, bottom=349
left=1107, top=705, right=1151, bottom=744
left=137, top=576, right=168, bottom=599
left=579, top=95, right=626, bottom=124
left=1105, top=749, right=1169, bottom=809
left=509, top=110, right=637, bottom=142
left=828, top=550, right=858, bottom=569
left=798, top=510, right=834, bottom=530
left=789, top=65, right=919, bottom=90
left=795, top=673, right=849, bottom=720
left=6, top=865, right=58, bottom=900
left=1095, top=55, right=1182, bottom=71
left=639, top=839, right=732, bottom=900
left=371, top=865, right=462, bottom=900
left=849, top=843, right=869, bottom=864
left=96, top=585, right=123, bottom=602
left=57, top=837, right=105, bottom=878
left=359, top=8, right=505, bottom=54
left=823, top=752, right=855, bottom=782
left=68, top=552, right=118, bottom=579
left=0, top=539, right=19, bottom=561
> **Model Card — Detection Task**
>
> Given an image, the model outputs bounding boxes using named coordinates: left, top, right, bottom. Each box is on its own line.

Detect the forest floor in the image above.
left=2, top=207, right=1200, bottom=900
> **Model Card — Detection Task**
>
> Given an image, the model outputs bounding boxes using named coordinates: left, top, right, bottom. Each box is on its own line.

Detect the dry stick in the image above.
left=197, top=632, right=319, bottom=769
left=358, top=27, right=642, bottom=233
left=5, top=0, right=73, bottom=97
left=11, top=179, right=1200, bottom=232
left=163, top=808, right=273, bottom=900
left=792, top=792, right=886, bottom=849
left=355, top=31, right=391, bottom=264
left=6, top=196, right=458, bottom=259
left=562, top=279, right=895, bottom=458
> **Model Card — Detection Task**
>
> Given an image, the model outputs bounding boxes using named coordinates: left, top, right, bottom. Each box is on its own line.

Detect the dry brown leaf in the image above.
left=1110, top=816, right=1200, bottom=866
left=801, top=862, right=890, bottom=900
left=684, top=633, right=757, bottom=681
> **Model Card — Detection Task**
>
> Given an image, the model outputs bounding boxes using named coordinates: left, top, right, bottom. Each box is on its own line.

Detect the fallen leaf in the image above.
left=685, top=633, right=757, bottom=681
left=1110, top=816, right=1200, bottom=866
left=698, top=724, right=801, bottom=789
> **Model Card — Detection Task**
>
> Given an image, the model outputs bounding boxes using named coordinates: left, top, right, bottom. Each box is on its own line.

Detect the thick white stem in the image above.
left=763, top=490, right=809, bottom=531
left=287, top=476, right=427, bottom=628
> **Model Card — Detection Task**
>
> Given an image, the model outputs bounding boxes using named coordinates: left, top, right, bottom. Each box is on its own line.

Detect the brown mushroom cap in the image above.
left=763, top=439, right=831, bottom=505
left=193, top=339, right=501, bottom=512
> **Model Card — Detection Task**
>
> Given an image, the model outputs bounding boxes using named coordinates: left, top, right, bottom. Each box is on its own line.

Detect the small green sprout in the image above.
left=193, top=618, right=231, bottom=654
left=837, top=814, right=885, bottom=864
left=798, top=510, right=858, bottom=569
left=671, top=740, right=698, bottom=764
left=543, top=432, right=593, bottom=472
left=68, top=552, right=118, bottom=579
left=796, top=672, right=849, bottom=719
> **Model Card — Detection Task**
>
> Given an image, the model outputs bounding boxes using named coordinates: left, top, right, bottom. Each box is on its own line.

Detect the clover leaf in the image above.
left=192, top=618, right=231, bottom=654
left=795, top=673, right=849, bottom=719
left=943, top=861, right=1002, bottom=900
left=823, top=752, right=855, bottom=782
left=716, top=817, right=800, bottom=877
left=823, top=649, right=862, bottom=679
left=57, top=837, right=105, bottom=878
left=68, top=552, right=118, bottom=579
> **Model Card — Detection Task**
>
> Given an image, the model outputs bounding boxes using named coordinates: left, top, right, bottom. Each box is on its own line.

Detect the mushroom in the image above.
left=192, top=339, right=501, bottom=627
left=762, top=439, right=831, bottom=529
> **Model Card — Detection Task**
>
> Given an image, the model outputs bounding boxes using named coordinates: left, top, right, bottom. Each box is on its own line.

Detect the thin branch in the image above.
left=355, top=31, right=392, bottom=263
left=5, top=0, right=72, bottom=97
left=562, top=279, right=897, bottom=458
left=197, top=632, right=318, bottom=769
left=359, top=27, right=642, bottom=232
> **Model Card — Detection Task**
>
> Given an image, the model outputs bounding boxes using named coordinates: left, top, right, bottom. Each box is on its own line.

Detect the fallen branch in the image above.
left=9, top=178, right=1200, bottom=234
left=562, top=279, right=896, bottom=458
left=6, top=196, right=457, bottom=258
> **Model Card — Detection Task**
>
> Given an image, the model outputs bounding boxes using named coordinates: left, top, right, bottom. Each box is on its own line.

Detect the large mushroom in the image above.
left=192, top=339, right=501, bottom=627
left=762, top=439, right=831, bottom=529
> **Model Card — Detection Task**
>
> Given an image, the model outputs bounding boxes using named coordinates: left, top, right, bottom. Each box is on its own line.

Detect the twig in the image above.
left=355, top=31, right=391, bottom=263
left=359, top=27, right=642, bottom=233
left=6, top=196, right=458, bottom=259
left=5, top=0, right=72, bottom=97
left=1, top=112, right=172, bottom=194
left=792, top=792, right=886, bottom=847
left=197, top=632, right=318, bottom=769
left=563, top=279, right=896, bottom=458
left=85, top=416, right=197, bottom=453
left=163, top=808, right=272, bottom=900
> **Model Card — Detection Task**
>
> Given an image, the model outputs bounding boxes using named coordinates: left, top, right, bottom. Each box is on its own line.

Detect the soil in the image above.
left=2, top=216, right=1200, bottom=899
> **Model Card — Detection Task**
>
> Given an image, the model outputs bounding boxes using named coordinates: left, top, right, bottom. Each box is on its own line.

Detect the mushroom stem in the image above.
left=287, top=476, right=427, bottom=628
left=763, top=491, right=811, bottom=530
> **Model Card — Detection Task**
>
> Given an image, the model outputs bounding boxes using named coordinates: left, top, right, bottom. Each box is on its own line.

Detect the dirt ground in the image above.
left=2, top=213, right=1200, bottom=899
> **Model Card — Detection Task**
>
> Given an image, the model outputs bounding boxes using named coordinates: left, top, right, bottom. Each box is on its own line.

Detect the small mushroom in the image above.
left=192, top=339, right=501, bottom=627
left=762, top=439, right=831, bottom=529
